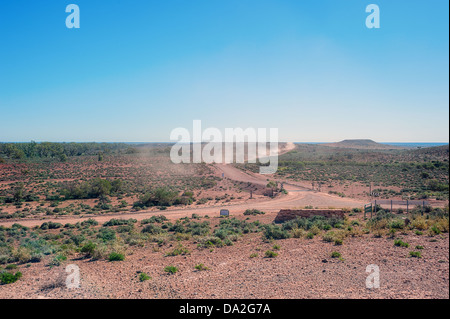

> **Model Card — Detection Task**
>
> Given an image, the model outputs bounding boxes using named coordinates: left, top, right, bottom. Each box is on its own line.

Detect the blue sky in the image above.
left=0, top=0, right=448, bottom=142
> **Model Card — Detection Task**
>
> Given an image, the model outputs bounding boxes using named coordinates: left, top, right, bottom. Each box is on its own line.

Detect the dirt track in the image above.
left=0, top=159, right=365, bottom=228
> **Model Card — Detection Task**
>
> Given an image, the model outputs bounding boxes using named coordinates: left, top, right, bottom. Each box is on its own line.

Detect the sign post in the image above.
left=364, top=203, right=372, bottom=220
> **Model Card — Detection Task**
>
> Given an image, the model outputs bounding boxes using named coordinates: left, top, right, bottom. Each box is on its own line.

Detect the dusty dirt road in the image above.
left=0, top=159, right=364, bottom=228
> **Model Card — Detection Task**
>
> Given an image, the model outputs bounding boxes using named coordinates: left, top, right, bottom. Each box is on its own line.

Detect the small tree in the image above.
left=266, top=181, right=278, bottom=197
left=12, top=184, right=25, bottom=203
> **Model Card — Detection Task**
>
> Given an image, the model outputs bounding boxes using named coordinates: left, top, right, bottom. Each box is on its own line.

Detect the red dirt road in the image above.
left=0, top=162, right=365, bottom=228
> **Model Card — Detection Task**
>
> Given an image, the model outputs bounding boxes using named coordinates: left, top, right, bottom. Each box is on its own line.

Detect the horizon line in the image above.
left=0, top=141, right=449, bottom=144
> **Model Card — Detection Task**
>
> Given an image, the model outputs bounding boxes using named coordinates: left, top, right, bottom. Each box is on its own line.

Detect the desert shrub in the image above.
left=164, top=265, right=178, bottom=274
left=142, top=224, right=165, bottom=235
left=264, top=250, right=278, bottom=258
left=141, top=215, right=168, bottom=224
left=394, top=239, right=409, bottom=248
left=48, top=254, right=67, bottom=267
left=430, top=225, right=441, bottom=235
left=165, top=245, right=190, bottom=256
left=331, top=251, right=341, bottom=258
left=290, top=228, right=306, bottom=238
left=213, top=218, right=258, bottom=240
left=185, top=221, right=210, bottom=236
left=11, top=247, right=31, bottom=264
left=429, top=208, right=448, bottom=219
left=262, top=224, right=291, bottom=240
left=116, top=225, right=134, bottom=233
left=103, top=218, right=136, bottom=227
left=322, top=232, right=335, bottom=242
left=91, top=244, right=109, bottom=260
left=108, top=252, right=125, bottom=261
left=243, top=209, right=265, bottom=216
left=196, top=198, right=208, bottom=205
left=409, top=251, right=422, bottom=258
left=97, top=228, right=116, bottom=242
left=133, top=188, right=180, bottom=208
left=5, top=264, right=17, bottom=270
left=60, top=178, right=123, bottom=200
left=309, top=225, right=321, bottom=235
left=432, top=217, right=449, bottom=233
left=197, top=236, right=223, bottom=248
left=389, top=219, right=404, bottom=229
left=194, top=263, right=209, bottom=271
left=80, top=218, right=99, bottom=227
left=371, top=210, right=394, bottom=221
left=281, top=216, right=342, bottom=231
left=80, top=241, right=96, bottom=257
left=0, top=271, right=22, bottom=285
left=139, top=272, right=151, bottom=281
left=70, top=234, right=86, bottom=246
left=40, top=222, right=62, bottom=230
left=411, top=217, right=428, bottom=230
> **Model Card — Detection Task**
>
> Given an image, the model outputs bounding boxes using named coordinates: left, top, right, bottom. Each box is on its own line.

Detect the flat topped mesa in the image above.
left=274, top=209, right=345, bottom=223
left=322, top=139, right=404, bottom=150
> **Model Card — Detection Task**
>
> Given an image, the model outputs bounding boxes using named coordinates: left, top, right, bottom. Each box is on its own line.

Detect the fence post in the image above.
left=372, top=200, right=375, bottom=218
left=406, top=200, right=409, bottom=214
left=391, top=200, right=393, bottom=213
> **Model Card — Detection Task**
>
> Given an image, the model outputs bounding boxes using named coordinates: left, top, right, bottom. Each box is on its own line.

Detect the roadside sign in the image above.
left=364, top=203, right=372, bottom=219
left=220, top=209, right=229, bottom=216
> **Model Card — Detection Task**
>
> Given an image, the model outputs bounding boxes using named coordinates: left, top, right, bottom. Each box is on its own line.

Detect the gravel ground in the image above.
left=1, top=231, right=448, bottom=299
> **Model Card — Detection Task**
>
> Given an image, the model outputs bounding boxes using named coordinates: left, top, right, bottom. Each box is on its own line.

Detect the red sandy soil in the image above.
left=0, top=143, right=448, bottom=299
left=0, top=213, right=447, bottom=299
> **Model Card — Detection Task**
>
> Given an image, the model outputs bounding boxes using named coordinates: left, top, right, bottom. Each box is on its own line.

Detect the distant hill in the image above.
left=407, top=144, right=449, bottom=157
left=322, top=139, right=405, bottom=150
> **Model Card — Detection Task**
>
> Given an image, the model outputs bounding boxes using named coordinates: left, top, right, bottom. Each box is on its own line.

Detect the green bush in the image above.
left=142, top=224, right=165, bottom=235
left=264, top=250, right=278, bottom=258
left=243, top=209, right=265, bottom=216
left=389, top=219, right=404, bottom=229
left=133, top=188, right=180, bottom=208
left=5, top=264, right=17, bottom=270
left=139, top=272, right=151, bottom=281
left=165, top=245, right=190, bottom=257
left=164, top=265, right=178, bottom=274
left=197, top=236, right=223, bottom=248
left=40, top=222, right=62, bottom=230
left=81, top=241, right=97, bottom=257
left=194, top=263, right=209, bottom=271
left=0, top=271, right=22, bottom=285
left=331, top=251, right=341, bottom=258
left=262, top=224, right=291, bottom=240
left=394, top=239, right=409, bottom=248
left=108, top=252, right=125, bottom=261
left=141, top=215, right=168, bottom=224
left=103, top=218, right=136, bottom=227
left=97, top=228, right=116, bottom=242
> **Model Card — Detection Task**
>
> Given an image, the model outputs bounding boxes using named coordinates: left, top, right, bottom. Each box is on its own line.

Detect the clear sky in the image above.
left=0, top=0, right=448, bottom=143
